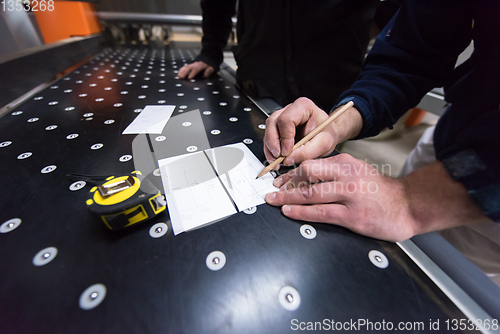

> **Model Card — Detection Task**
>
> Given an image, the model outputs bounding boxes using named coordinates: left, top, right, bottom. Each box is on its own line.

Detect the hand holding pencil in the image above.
left=259, top=100, right=354, bottom=178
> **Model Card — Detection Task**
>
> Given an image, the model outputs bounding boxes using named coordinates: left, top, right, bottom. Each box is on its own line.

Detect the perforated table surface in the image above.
left=0, top=42, right=473, bottom=333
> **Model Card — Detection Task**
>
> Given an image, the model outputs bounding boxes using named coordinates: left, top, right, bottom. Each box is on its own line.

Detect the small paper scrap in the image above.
left=122, top=105, right=175, bottom=134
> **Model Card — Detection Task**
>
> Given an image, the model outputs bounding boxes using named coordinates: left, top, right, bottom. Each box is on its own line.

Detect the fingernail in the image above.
left=282, top=205, right=290, bottom=215
left=285, top=158, right=294, bottom=166
left=280, top=145, right=288, bottom=157
left=266, top=192, right=276, bottom=202
left=273, top=177, right=281, bottom=187
left=271, top=149, right=279, bottom=158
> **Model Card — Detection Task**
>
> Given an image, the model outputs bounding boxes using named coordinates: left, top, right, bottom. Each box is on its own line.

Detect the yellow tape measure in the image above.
left=85, top=171, right=166, bottom=231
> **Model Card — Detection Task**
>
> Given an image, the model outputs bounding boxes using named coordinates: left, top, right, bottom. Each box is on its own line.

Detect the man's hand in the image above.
left=265, top=154, right=416, bottom=241
left=263, top=97, right=363, bottom=169
left=265, top=154, right=488, bottom=242
left=178, top=61, right=215, bottom=80
left=263, top=98, right=339, bottom=169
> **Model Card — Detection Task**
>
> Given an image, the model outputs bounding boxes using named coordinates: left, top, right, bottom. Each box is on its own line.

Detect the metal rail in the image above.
left=218, top=63, right=282, bottom=117
left=0, top=34, right=104, bottom=109
left=398, top=238, right=499, bottom=333
left=97, top=12, right=237, bottom=26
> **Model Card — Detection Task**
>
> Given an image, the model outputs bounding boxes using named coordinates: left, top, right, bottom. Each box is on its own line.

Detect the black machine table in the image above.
left=0, top=42, right=485, bottom=333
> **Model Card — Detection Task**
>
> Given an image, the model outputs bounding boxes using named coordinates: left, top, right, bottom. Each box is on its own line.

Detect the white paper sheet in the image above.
left=158, top=143, right=278, bottom=235
left=122, top=105, right=175, bottom=134
left=205, top=143, right=277, bottom=212
left=159, top=151, right=236, bottom=235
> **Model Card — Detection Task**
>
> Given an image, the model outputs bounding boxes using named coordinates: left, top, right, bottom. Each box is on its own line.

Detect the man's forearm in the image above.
left=331, top=106, right=364, bottom=144
left=402, top=161, right=489, bottom=235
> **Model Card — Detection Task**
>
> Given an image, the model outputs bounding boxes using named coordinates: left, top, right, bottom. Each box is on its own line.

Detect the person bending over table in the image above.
left=262, top=0, right=500, bottom=243
left=178, top=0, right=381, bottom=111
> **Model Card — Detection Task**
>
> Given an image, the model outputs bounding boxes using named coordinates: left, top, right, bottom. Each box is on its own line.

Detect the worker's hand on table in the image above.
left=265, top=154, right=417, bottom=242
left=263, top=97, right=339, bottom=169
left=178, top=61, right=215, bottom=79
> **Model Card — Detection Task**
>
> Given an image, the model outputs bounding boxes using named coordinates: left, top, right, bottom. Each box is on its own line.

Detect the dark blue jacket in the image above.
left=196, top=0, right=379, bottom=111
left=336, top=0, right=500, bottom=221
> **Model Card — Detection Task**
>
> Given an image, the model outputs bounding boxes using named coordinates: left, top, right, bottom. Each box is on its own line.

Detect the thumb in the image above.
left=204, top=66, right=215, bottom=78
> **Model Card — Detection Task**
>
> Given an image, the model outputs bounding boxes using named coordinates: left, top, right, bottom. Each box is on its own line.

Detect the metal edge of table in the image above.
left=404, top=233, right=500, bottom=330
left=219, top=63, right=283, bottom=117
left=97, top=12, right=237, bottom=26
left=0, top=34, right=105, bottom=110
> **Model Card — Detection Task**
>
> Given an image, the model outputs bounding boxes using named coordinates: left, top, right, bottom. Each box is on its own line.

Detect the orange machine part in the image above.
left=405, top=107, right=427, bottom=127
left=34, top=1, right=101, bottom=44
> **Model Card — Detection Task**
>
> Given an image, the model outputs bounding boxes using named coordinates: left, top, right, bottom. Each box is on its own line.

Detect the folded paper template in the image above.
left=158, top=143, right=277, bottom=235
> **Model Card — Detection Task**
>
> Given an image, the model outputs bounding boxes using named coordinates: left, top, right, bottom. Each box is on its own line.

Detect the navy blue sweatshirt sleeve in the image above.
left=335, top=0, right=472, bottom=138
left=335, top=0, right=500, bottom=222
left=195, top=0, right=237, bottom=72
